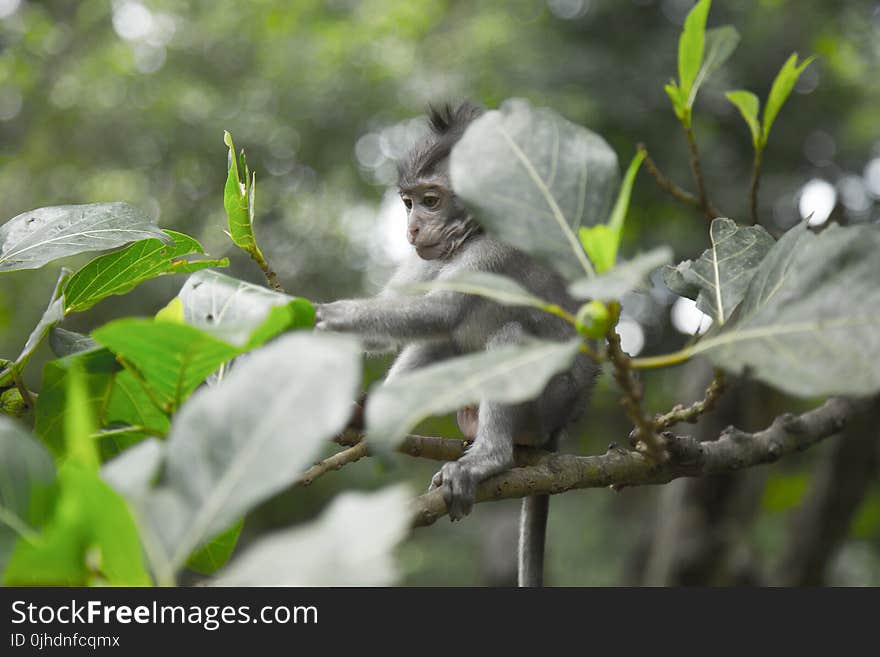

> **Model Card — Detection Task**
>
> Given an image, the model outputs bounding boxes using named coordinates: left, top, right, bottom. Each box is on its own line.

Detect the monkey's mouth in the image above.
left=414, top=241, right=442, bottom=257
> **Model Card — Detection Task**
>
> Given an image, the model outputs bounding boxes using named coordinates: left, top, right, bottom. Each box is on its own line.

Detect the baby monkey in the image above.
left=315, top=102, right=594, bottom=586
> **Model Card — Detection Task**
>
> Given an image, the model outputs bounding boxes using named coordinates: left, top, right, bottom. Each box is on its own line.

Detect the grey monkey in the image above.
left=315, top=102, right=596, bottom=586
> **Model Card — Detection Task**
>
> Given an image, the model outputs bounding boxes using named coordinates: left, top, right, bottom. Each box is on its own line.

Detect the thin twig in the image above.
left=605, top=306, right=666, bottom=460
left=254, top=253, right=285, bottom=293
left=683, top=126, right=721, bottom=222
left=638, top=144, right=702, bottom=208
left=11, top=369, right=36, bottom=410
left=335, top=430, right=470, bottom=462
left=298, top=441, right=370, bottom=487
left=654, top=369, right=727, bottom=430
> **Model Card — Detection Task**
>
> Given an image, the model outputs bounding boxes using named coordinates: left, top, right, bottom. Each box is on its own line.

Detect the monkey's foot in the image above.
left=429, top=461, right=478, bottom=521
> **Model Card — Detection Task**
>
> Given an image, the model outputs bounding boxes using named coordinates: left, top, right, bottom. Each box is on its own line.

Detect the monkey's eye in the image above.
left=423, top=195, right=440, bottom=209
left=402, top=197, right=412, bottom=210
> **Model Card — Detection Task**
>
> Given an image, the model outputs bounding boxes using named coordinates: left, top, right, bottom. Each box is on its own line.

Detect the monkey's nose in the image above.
left=408, top=226, right=419, bottom=244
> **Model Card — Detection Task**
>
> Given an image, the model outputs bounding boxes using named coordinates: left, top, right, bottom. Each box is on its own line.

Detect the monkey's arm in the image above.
left=315, top=292, right=470, bottom=341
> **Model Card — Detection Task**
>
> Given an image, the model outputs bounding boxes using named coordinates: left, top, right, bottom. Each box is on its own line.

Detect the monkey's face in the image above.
left=399, top=177, right=478, bottom=261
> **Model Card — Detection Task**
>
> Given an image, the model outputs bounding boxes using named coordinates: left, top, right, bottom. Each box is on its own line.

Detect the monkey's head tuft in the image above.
left=397, top=100, right=483, bottom=189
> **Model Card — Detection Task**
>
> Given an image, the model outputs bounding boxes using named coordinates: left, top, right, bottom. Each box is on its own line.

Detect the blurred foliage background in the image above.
left=1, top=0, right=879, bottom=585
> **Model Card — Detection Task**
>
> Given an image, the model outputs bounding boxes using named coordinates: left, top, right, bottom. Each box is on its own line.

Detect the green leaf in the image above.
left=665, top=81, right=686, bottom=121
left=49, top=327, right=99, bottom=357
left=677, top=0, right=711, bottom=108
left=34, top=348, right=119, bottom=457
left=663, top=218, right=775, bottom=324
left=694, top=222, right=880, bottom=397
left=569, top=247, right=673, bottom=301
left=761, top=54, right=815, bottom=147
left=121, top=333, right=361, bottom=584
left=213, top=486, right=410, bottom=586
left=366, top=339, right=582, bottom=451
left=725, top=90, right=762, bottom=149
left=0, top=202, right=169, bottom=272
left=187, top=519, right=243, bottom=575
left=687, top=26, right=740, bottom=109
left=155, top=296, right=184, bottom=323
left=92, top=319, right=240, bottom=412
left=64, top=363, right=100, bottom=471
left=405, top=271, right=554, bottom=311
left=179, top=270, right=314, bottom=347
left=449, top=98, right=619, bottom=280
left=224, top=131, right=264, bottom=262
left=578, top=225, right=617, bottom=275
left=35, top=347, right=168, bottom=459
left=4, top=461, right=151, bottom=586
left=0, top=268, right=69, bottom=388
left=64, top=230, right=229, bottom=313
left=0, top=417, right=56, bottom=571
left=579, top=150, right=646, bottom=273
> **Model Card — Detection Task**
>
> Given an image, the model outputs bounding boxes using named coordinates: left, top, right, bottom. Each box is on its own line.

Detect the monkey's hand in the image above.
left=314, top=300, right=360, bottom=333
left=429, top=461, right=480, bottom=521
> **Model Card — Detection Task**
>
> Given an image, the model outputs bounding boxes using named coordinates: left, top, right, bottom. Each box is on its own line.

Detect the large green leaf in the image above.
left=663, top=218, right=775, bottom=325
left=579, top=150, right=646, bottom=273
left=366, top=339, right=582, bottom=450
left=4, top=461, right=151, bottom=585
left=35, top=347, right=167, bottom=458
left=450, top=98, right=619, bottom=280
left=0, top=202, right=168, bottom=272
left=212, top=486, right=410, bottom=586
left=0, top=417, right=56, bottom=571
left=92, top=319, right=240, bottom=412
left=694, top=222, right=880, bottom=397
left=762, top=54, right=814, bottom=147
left=178, top=270, right=314, bottom=348
left=0, top=268, right=69, bottom=388
left=569, top=247, right=673, bottom=301
left=64, top=230, right=228, bottom=313
left=118, top=333, right=361, bottom=584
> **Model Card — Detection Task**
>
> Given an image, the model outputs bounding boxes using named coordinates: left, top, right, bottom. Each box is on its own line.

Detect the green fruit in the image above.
left=575, top=300, right=612, bottom=338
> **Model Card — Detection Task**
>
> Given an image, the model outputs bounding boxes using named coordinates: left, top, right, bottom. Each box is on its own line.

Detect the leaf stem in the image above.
left=629, top=346, right=696, bottom=370
left=749, top=148, right=763, bottom=225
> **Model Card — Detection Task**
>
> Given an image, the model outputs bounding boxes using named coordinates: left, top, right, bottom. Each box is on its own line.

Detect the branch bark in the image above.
left=410, top=397, right=862, bottom=528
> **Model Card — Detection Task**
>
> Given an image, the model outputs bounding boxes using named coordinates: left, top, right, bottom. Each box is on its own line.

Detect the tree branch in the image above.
left=410, top=397, right=862, bottom=528
left=297, top=441, right=370, bottom=487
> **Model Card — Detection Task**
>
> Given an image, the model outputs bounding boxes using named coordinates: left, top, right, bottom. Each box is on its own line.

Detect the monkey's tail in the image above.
left=518, top=493, right=550, bottom=587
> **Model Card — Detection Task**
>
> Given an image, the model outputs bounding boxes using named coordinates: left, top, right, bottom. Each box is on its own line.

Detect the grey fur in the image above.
left=315, top=102, right=596, bottom=586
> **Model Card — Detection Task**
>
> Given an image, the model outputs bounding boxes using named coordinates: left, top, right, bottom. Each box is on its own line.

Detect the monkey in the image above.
left=315, top=102, right=596, bottom=586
